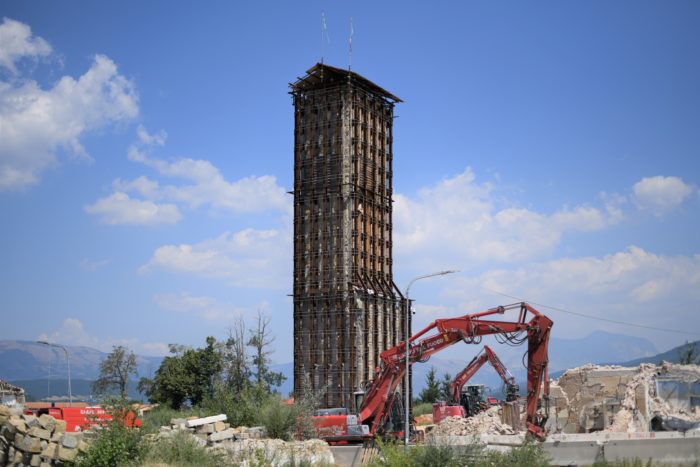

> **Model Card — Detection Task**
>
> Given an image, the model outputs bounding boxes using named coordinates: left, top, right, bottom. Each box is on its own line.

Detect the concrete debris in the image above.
left=220, top=438, right=334, bottom=467
left=429, top=406, right=517, bottom=437
left=547, top=362, right=700, bottom=434
left=158, top=415, right=334, bottom=466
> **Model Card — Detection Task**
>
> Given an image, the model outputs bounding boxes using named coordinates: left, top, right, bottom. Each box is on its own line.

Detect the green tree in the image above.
left=248, top=311, right=286, bottom=392
left=139, top=344, right=192, bottom=409
left=92, top=345, right=138, bottom=400
left=439, top=372, right=452, bottom=401
left=678, top=340, right=699, bottom=364
left=139, top=338, right=223, bottom=409
left=419, top=367, right=440, bottom=403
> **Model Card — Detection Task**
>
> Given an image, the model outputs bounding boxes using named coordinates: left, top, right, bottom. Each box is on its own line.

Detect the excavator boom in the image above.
left=449, top=345, right=518, bottom=404
left=357, top=302, right=552, bottom=438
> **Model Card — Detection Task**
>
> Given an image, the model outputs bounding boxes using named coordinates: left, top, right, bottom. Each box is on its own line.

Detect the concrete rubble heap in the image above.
left=548, top=362, right=700, bottom=434
left=158, top=414, right=334, bottom=466
left=0, top=406, right=86, bottom=466
left=429, top=406, right=518, bottom=437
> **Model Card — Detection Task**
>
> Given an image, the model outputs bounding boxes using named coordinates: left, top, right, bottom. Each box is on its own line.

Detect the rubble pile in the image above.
left=219, top=438, right=334, bottom=467
left=429, top=406, right=517, bottom=436
left=158, top=414, right=267, bottom=447
left=0, top=406, right=86, bottom=466
left=158, top=414, right=334, bottom=466
left=548, top=362, right=700, bottom=434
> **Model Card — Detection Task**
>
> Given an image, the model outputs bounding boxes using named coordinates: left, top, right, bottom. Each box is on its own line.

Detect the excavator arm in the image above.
left=450, top=350, right=490, bottom=403
left=449, top=345, right=518, bottom=404
left=357, top=302, right=552, bottom=438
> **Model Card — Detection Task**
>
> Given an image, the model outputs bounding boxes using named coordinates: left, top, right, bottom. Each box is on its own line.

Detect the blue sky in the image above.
left=1, top=1, right=699, bottom=365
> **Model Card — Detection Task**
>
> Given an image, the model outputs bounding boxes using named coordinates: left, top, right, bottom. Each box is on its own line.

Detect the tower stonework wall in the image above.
left=291, top=64, right=406, bottom=410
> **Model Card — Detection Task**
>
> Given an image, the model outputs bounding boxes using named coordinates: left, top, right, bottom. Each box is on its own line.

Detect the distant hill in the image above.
left=0, top=340, right=162, bottom=381
left=10, top=379, right=145, bottom=403
left=613, top=339, right=700, bottom=367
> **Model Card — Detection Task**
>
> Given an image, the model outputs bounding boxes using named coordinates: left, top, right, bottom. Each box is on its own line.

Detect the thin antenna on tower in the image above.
left=348, top=17, right=353, bottom=71
left=321, top=11, right=329, bottom=64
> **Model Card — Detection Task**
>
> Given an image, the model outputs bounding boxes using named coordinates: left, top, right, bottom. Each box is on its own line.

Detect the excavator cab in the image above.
left=460, top=384, right=488, bottom=417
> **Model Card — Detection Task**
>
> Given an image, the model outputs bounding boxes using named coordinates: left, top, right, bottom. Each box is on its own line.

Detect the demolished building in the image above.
left=547, top=362, right=700, bottom=434
left=0, top=379, right=25, bottom=407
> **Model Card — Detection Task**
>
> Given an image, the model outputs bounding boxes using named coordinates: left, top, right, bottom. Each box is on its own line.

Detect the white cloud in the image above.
left=37, top=318, right=168, bottom=356
left=84, top=191, right=181, bottom=225
left=0, top=40, right=139, bottom=190
left=154, top=292, right=263, bottom=323
left=87, top=126, right=290, bottom=225
left=440, top=246, right=700, bottom=341
left=79, top=257, right=111, bottom=272
left=394, top=167, right=618, bottom=268
left=633, top=176, right=694, bottom=217
left=126, top=130, right=289, bottom=213
left=0, top=17, right=51, bottom=73
left=140, top=228, right=291, bottom=289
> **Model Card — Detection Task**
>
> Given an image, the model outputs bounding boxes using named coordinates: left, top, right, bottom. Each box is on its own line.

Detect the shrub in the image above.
left=370, top=437, right=482, bottom=467
left=76, top=401, right=145, bottom=467
left=260, top=396, right=298, bottom=441
left=143, top=430, right=227, bottom=467
left=139, top=405, right=204, bottom=433
left=412, top=402, right=434, bottom=417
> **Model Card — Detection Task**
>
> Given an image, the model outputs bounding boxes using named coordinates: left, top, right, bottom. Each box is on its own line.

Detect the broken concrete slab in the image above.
left=185, top=414, right=227, bottom=428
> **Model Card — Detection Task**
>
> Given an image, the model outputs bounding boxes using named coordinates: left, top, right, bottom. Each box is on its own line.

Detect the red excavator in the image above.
left=432, top=345, right=519, bottom=424
left=311, top=302, right=552, bottom=442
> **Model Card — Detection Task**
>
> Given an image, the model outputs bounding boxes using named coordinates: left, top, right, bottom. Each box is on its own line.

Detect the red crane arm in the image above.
left=357, top=302, right=552, bottom=438
left=484, top=345, right=516, bottom=386
left=448, top=345, right=516, bottom=403
left=449, top=350, right=489, bottom=402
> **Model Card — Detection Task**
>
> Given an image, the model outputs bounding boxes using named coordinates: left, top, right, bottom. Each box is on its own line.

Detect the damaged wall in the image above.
left=546, top=362, right=700, bottom=434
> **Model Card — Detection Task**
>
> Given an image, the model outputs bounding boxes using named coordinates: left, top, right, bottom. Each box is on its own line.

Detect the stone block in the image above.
left=8, top=418, right=27, bottom=434
left=30, top=453, right=41, bottom=466
left=53, top=419, right=66, bottom=434
left=235, top=432, right=250, bottom=440
left=1, top=421, right=18, bottom=441
left=185, top=414, right=227, bottom=428
left=0, top=405, right=11, bottom=417
left=37, top=415, right=56, bottom=433
left=50, top=432, right=62, bottom=442
left=18, top=435, right=43, bottom=453
left=196, top=424, right=215, bottom=434
left=28, top=427, right=50, bottom=441
left=23, top=415, right=40, bottom=428
left=213, top=421, right=227, bottom=432
left=61, top=433, right=79, bottom=449
left=0, top=451, right=5, bottom=465
left=40, top=442, right=58, bottom=459
left=248, top=426, right=266, bottom=439
left=41, top=463, right=52, bottom=467
left=57, top=445, right=77, bottom=462
left=77, top=440, right=90, bottom=453
left=208, top=428, right=234, bottom=442
left=170, top=417, right=187, bottom=427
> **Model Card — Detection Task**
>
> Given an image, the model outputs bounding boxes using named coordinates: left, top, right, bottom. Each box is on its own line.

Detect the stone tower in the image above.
left=290, top=63, right=406, bottom=409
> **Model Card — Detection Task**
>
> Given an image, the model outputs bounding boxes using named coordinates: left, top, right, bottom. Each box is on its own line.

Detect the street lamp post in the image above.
left=403, top=270, right=458, bottom=449
left=37, top=341, right=72, bottom=406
